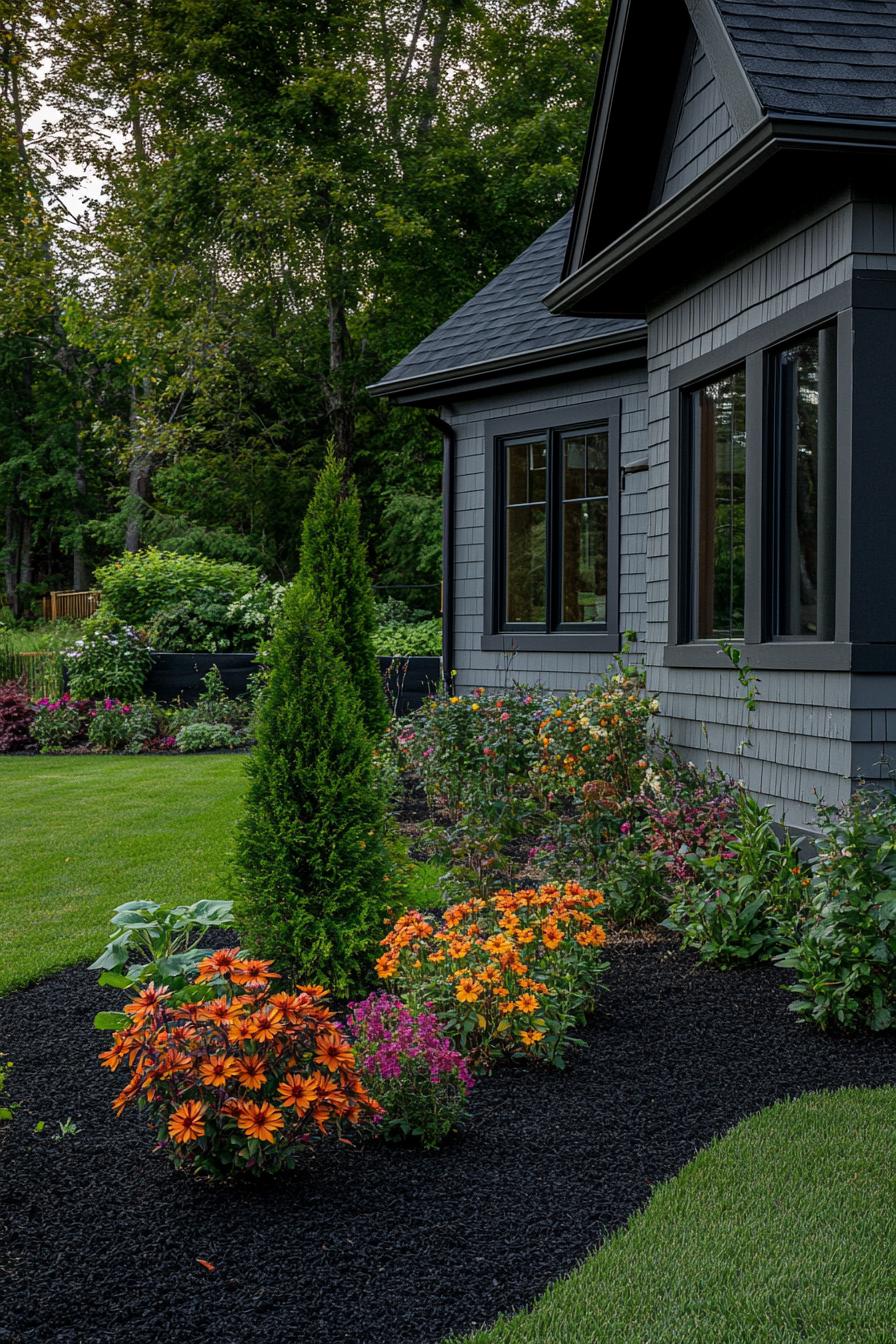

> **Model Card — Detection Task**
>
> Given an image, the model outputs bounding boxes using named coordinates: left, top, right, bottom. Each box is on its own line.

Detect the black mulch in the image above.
left=2, top=941, right=895, bottom=1344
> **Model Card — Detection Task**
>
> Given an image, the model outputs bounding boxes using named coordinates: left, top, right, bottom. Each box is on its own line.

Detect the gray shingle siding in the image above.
left=660, top=40, right=737, bottom=203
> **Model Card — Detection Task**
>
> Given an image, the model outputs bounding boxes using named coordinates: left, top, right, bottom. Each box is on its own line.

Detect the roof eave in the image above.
left=547, top=115, right=896, bottom=317
left=368, top=328, right=647, bottom=405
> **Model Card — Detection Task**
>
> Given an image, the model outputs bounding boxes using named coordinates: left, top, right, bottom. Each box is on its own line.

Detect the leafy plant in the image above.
left=0, top=681, right=35, bottom=752
left=603, top=820, right=669, bottom=928
left=297, top=446, right=389, bottom=737
left=373, top=619, right=441, bottom=656
left=90, top=897, right=237, bottom=1004
left=234, top=582, right=394, bottom=997
left=87, top=699, right=158, bottom=753
left=376, top=882, right=609, bottom=1070
left=64, top=614, right=151, bottom=700
left=347, top=992, right=472, bottom=1148
left=776, top=790, right=896, bottom=1030
left=663, top=793, right=806, bottom=966
left=30, top=694, right=87, bottom=753
left=100, top=956, right=382, bottom=1178
left=175, top=722, right=241, bottom=752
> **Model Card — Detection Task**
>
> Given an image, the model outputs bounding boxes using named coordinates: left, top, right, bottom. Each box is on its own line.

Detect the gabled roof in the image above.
left=368, top=213, right=645, bottom=402
left=717, top=1, right=896, bottom=121
left=551, top=0, right=896, bottom=317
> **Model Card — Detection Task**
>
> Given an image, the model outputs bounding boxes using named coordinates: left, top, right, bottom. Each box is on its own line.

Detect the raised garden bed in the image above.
left=379, top=655, right=441, bottom=717
left=2, top=940, right=894, bottom=1344
left=144, top=652, right=259, bottom=704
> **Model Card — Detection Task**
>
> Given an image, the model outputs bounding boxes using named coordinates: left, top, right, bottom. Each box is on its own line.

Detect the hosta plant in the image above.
left=90, top=898, right=236, bottom=1000
left=99, top=953, right=381, bottom=1177
left=347, top=992, right=473, bottom=1148
left=376, top=882, right=609, bottom=1070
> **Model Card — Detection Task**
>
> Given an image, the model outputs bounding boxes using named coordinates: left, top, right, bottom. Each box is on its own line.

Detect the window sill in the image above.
left=482, top=632, right=621, bottom=654
left=663, top=642, right=896, bottom=673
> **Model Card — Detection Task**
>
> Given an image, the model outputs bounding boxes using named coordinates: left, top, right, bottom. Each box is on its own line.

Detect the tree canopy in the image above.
left=0, top=0, right=609, bottom=615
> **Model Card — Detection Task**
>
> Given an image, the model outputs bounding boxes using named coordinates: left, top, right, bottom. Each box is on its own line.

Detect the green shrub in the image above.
left=603, top=821, right=669, bottom=928
left=63, top=615, right=151, bottom=700
left=87, top=699, right=158, bottom=753
left=298, top=448, right=389, bottom=737
left=95, top=549, right=260, bottom=651
left=175, top=722, right=241, bottom=752
left=373, top=618, right=442, bottom=656
left=234, top=582, right=393, bottom=996
left=776, top=790, right=896, bottom=1030
left=663, top=793, right=805, bottom=966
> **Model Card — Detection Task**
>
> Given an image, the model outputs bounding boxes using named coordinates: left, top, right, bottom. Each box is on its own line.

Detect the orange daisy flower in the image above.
left=236, top=1056, right=268, bottom=1091
left=247, top=1005, right=284, bottom=1042
left=236, top=1100, right=284, bottom=1143
left=515, top=993, right=539, bottom=1014
left=227, top=1017, right=254, bottom=1045
left=157, top=1049, right=194, bottom=1079
left=277, top=1072, right=319, bottom=1113
left=168, top=1100, right=206, bottom=1143
left=520, top=1029, right=545, bottom=1047
left=230, top=958, right=279, bottom=989
left=198, top=996, right=233, bottom=1027
left=124, top=982, right=171, bottom=1024
left=195, top=947, right=243, bottom=983
left=198, top=1054, right=240, bottom=1087
left=313, top=1032, right=355, bottom=1073
left=455, top=977, right=481, bottom=1003
left=98, top=1040, right=126, bottom=1072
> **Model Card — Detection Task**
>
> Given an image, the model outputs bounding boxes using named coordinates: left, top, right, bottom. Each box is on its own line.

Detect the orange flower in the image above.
left=123, top=982, right=171, bottom=1025
left=168, top=1100, right=206, bottom=1143
left=199, top=1054, right=240, bottom=1087
left=157, top=1049, right=193, bottom=1079
left=236, top=1056, right=268, bottom=1091
left=313, top=1032, right=355, bottom=1073
left=195, top=947, right=242, bottom=983
left=230, top=958, right=279, bottom=989
left=455, top=977, right=481, bottom=1003
left=236, top=1100, right=285, bottom=1143
left=277, top=1072, right=319, bottom=1113
left=376, top=951, right=399, bottom=979
left=520, top=1029, right=545, bottom=1047
left=98, top=1040, right=126, bottom=1072
left=198, top=996, right=233, bottom=1027
left=227, top=1017, right=254, bottom=1045
left=111, top=1076, right=141, bottom=1116
left=515, top=993, right=539, bottom=1014
left=247, top=1005, right=284, bottom=1042
left=541, top=924, right=564, bottom=950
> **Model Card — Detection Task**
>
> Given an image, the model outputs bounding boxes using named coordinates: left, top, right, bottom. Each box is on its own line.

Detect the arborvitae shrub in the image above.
left=298, top=447, right=389, bottom=738
left=233, top=583, right=392, bottom=995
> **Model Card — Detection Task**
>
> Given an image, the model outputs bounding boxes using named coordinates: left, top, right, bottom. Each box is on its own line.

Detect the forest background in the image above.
left=0, top=0, right=608, bottom=616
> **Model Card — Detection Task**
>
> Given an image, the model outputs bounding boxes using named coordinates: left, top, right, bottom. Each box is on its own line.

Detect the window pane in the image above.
left=775, top=332, right=835, bottom=639
left=563, top=431, right=608, bottom=500
left=563, top=499, right=607, bottom=624
left=692, top=368, right=746, bottom=640
left=507, top=439, right=546, bottom=504
left=506, top=504, right=546, bottom=623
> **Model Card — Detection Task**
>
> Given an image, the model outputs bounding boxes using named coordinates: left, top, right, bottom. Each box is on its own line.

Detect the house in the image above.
left=370, top=0, right=896, bottom=830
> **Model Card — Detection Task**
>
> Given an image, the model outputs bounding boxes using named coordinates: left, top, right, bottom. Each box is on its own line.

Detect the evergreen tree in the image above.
left=298, top=446, right=390, bottom=737
left=234, top=582, right=392, bottom=994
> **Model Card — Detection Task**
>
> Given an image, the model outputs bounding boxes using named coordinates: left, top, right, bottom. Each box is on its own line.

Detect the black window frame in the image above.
left=483, top=398, right=621, bottom=654
left=667, top=285, right=853, bottom=672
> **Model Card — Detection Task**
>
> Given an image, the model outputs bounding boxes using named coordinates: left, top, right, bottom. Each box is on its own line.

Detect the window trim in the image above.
left=667, top=284, right=854, bottom=671
left=483, top=399, right=621, bottom=654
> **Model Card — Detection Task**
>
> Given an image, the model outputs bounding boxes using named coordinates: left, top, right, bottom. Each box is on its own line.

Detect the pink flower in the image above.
left=500, top=712, right=510, bottom=721
left=620, top=822, right=632, bottom=834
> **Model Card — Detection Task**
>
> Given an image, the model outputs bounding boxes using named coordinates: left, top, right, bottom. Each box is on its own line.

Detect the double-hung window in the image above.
left=487, top=401, right=620, bottom=648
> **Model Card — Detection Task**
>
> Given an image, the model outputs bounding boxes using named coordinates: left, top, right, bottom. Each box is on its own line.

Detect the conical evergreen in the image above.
left=298, top=446, right=389, bottom=737
left=234, top=581, right=391, bottom=995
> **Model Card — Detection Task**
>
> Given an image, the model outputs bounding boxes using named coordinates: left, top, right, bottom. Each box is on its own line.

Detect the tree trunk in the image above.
left=325, top=293, right=355, bottom=462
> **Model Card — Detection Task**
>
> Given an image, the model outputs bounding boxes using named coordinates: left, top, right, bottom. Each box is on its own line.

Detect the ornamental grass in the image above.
left=100, top=950, right=381, bottom=1178
left=376, top=883, right=609, bottom=1070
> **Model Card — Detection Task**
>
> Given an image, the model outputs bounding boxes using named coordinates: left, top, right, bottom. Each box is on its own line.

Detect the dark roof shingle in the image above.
left=370, top=213, right=643, bottom=394
left=716, top=0, right=896, bottom=119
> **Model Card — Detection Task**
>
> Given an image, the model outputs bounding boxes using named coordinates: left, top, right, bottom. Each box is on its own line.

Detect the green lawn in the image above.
left=0, top=754, right=247, bottom=994
left=451, top=1087, right=896, bottom=1344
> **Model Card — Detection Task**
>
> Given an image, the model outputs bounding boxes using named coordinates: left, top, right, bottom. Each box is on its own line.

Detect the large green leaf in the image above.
left=93, top=1010, right=130, bottom=1031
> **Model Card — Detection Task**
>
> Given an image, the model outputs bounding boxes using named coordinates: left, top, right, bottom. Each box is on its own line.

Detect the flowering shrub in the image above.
left=99, top=953, right=381, bottom=1177
left=31, top=693, right=87, bottom=753
left=376, top=882, right=609, bottom=1069
left=641, top=764, right=738, bottom=882
left=87, top=699, right=158, bottom=753
left=777, top=791, right=896, bottom=1030
left=533, top=669, right=658, bottom=806
left=347, top=992, right=472, bottom=1148
left=0, top=681, right=35, bottom=752
left=64, top=615, right=151, bottom=700
left=663, top=792, right=806, bottom=965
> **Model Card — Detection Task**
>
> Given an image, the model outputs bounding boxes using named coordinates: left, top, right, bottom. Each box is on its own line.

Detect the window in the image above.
left=489, top=403, right=619, bottom=645
left=687, top=366, right=746, bottom=640
left=770, top=327, right=837, bottom=640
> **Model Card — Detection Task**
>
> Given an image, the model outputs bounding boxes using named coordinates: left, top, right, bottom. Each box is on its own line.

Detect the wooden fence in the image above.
left=0, top=647, right=64, bottom=700
left=41, top=590, right=101, bottom=622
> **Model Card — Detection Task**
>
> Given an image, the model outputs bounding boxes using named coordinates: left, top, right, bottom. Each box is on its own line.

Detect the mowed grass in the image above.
left=451, top=1087, right=896, bottom=1344
left=0, top=754, right=247, bottom=994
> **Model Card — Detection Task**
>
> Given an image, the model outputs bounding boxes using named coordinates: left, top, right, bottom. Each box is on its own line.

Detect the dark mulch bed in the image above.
left=2, top=941, right=895, bottom=1344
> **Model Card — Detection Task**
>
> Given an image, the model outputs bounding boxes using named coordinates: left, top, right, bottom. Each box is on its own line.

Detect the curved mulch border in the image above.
left=1, top=940, right=894, bottom=1344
